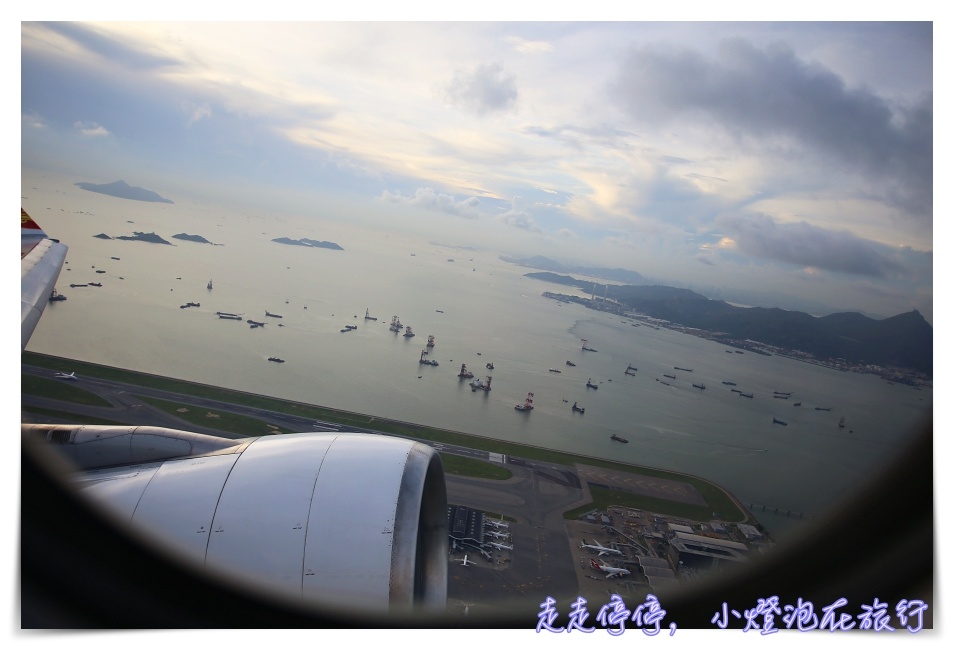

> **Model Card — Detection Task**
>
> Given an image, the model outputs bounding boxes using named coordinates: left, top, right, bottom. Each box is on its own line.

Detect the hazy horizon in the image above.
left=21, top=21, right=933, bottom=323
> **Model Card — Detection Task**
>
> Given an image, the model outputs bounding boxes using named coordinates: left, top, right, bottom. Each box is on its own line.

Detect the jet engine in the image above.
left=22, top=426, right=448, bottom=620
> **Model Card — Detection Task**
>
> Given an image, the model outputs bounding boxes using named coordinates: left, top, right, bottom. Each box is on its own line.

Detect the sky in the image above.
left=20, top=16, right=935, bottom=322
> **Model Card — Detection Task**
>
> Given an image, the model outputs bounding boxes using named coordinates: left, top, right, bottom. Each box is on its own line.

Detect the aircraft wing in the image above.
left=21, top=209, right=68, bottom=350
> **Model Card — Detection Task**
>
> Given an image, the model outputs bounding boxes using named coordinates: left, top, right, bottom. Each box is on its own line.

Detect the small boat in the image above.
left=663, top=374, right=676, bottom=380
left=216, top=311, right=242, bottom=320
left=419, top=350, right=439, bottom=366
left=268, top=357, right=285, bottom=363
left=435, top=309, right=444, bottom=313
left=111, top=257, right=121, bottom=261
left=610, top=434, right=629, bottom=443
left=549, top=368, right=562, bottom=373
left=265, top=311, right=283, bottom=318
left=566, top=361, right=576, bottom=367
left=572, top=402, right=585, bottom=414
left=692, top=383, right=706, bottom=390
left=69, top=283, right=87, bottom=288
left=581, top=339, right=597, bottom=352
left=586, top=378, right=599, bottom=389
left=675, top=367, right=693, bottom=372
left=403, top=326, right=415, bottom=338
left=458, top=364, right=474, bottom=379
left=815, top=407, right=831, bottom=411
left=773, top=395, right=789, bottom=400
left=794, top=402, right=802, bottom=407
left=88, top=282, right=102, bottom=287
left=427, top=335, right=435, bottom=347
left=774, top=391, right=792, bottom=396
left=364, top=309, right=377, bottom=321
left=95, top=269, right=106, bottom=274
left=179, top=302, right=200, bottom=309
left=773, top=417, right=788, bottom=426
left=722, top=381, right=737, bottom=386
left=486, top=362, right=494, bottom=370
left=839, top=416, right=846, bottom=429
left=739, top=392, right=754, bottom=398
left=389, top=316, right=403, bottom=332
left=515, top=392, right=535, bottom=412
left=247, top=319, right=265, bottom=327
left=625, top=364, right=637, bottom=376
left=49, top=289, right=66, bottom=302
left=207, top=280, right=213, bottom=290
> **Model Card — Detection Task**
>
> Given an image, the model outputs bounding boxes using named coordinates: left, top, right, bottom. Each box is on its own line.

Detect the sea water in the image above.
left=22, top=173, right=932, bottom=537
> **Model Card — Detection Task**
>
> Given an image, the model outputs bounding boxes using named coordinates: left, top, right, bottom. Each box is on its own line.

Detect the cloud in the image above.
left=445, top=62, right=518, bottom=116
left=73, top=121, right=110, bottom=137
left=609, top=38, right=932, bottom=218
left=496, top=196, right=542, bottom=233
left=719, top=213, right=905, bottom=278
left=505, top=36, right=554, bottom=55
left=22, top=112, right=47, bottom=130
left=183, top=102, right=213, bottom=126
left=381, top=188, right=481, bottom=218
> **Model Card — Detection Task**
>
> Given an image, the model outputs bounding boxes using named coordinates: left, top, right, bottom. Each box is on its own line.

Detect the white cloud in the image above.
left=73, top=121, right=110, bottom=137
left=381, top=188, right=481, bottom=218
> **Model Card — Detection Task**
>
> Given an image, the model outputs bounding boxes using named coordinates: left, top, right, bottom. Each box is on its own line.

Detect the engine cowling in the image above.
left=23, top=426, right=448, bottom=618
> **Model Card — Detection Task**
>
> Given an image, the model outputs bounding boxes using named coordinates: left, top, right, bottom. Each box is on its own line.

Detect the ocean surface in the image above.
left=22, top=173, right=932, bottom=538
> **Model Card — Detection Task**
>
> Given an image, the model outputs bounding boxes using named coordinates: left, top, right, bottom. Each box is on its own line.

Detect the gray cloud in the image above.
left=381, top=188, right=480, bottom=218
left=446, top=62, right=518, bottom=116
left=720, top=213, right=905, bottom=278
left=609, top=38, right=932, bottom=218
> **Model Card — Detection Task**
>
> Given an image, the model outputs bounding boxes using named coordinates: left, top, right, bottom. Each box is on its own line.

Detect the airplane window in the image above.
left=20, top=20, right=933, bottom=630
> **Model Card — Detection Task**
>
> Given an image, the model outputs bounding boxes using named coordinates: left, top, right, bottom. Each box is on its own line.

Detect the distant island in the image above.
left=96, top=231, right=173, bottom=245
left=172, top=233, right=218, bottom=245
left=272, top=237, right=343, bottom=251
left=502, top=255, right=645, bottom=285
left=528, top=272, right=933, bottom=377
left=75, top=180, right=174, bottom=204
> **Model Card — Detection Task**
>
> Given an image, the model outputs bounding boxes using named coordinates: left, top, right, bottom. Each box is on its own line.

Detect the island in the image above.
left=172, top=233, right=218, bottom=245
left=113, top=232, right=173, bottom=245
left=74, top=180, right=174, bottom=204
left=271, top=237, right=343, bottom=251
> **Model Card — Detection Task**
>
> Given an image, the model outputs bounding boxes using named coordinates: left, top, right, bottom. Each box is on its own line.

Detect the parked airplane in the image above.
left=458, top=555, right=475, bottom=566
left=485, top=517, right=509, bottom=529
left=590, top=559, right=631, bottom=578
left=580, top=538, right=622, bottom=556
left=54, top=371, right=78, bottom=381
left=485, top=530, right=509, bottom=541
left=20, top=209, right=449, bottom=622
left=488, top=541, right=513, bottom=551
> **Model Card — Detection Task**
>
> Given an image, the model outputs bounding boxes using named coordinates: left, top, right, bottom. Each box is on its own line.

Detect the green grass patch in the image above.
left=20, top=375, right=112, bottom=407
left=21, top=407, right=127, bottom=426
left=565, top=485, right=731, bottom=522
left=137, top=395, right=292, bottom=437
left=440, top=454, right=512, bottom=480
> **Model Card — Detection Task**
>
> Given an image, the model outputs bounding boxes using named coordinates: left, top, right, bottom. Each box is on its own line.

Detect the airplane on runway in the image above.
left=54, top=371, right=78, bottom=381
left=489, top=541, right=513, bottom=551
left=590, top=559, right=630, bottom=578
left=458, top=555, right=475, bottom=566
left=580, top=538, right=622, bottom=556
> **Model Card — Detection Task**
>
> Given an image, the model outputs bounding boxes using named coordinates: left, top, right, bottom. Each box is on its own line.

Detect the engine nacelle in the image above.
left=23, top=426, right=448, bottom=618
